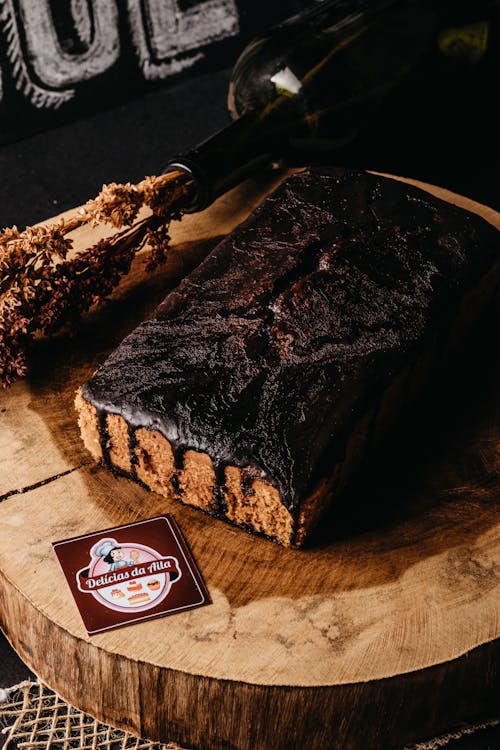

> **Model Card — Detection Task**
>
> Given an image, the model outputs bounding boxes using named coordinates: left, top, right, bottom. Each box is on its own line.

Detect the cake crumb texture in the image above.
left=75, top=390, right=101, bottom=461
left=107, top=414, right=131, bottom=474
left=178, top=450, right=217, bottom=512
left=134, top=427, right=175, bottom=498
left=223, top=466, right=293, bottom=544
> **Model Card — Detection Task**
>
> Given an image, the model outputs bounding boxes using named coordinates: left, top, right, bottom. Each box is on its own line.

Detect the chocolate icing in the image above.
left=82, top=168, right=499, bottom=515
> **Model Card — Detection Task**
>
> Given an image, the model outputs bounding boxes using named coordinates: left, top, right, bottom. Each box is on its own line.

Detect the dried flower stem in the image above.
left=0, top=169, right=193, bottom=387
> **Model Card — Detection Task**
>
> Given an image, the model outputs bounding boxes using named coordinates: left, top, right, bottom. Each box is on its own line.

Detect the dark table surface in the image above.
left=0, top=66, right=499, bottom=749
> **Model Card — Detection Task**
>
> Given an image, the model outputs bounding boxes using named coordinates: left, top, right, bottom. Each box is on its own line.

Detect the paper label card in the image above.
left=52, top=515, right=210, bottom=635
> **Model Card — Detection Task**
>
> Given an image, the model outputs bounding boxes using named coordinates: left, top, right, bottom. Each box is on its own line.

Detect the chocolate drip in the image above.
left=171, top=473, right=182, bottom=496
left=96, top=409, right=111, bottom=469
left=171, top=445, right=185, bottom=496
left=127, top=425, right=138, bottom=476
left=240, top=467, right=259, bottom=497
left=171, top=445, right=185, bottom=472
left=212, top=464, right=228, bottom=515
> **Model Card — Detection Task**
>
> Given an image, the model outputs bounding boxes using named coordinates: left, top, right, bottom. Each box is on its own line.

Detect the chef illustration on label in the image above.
left=77, top=536, right=181, bottom=613
left=98, top=540, right=139, bottom=571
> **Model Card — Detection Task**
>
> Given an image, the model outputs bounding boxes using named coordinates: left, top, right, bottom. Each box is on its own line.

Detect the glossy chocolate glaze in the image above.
left=82, top=168, right=499, bottom=515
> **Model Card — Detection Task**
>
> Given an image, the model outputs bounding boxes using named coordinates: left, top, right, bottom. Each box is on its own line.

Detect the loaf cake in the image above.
left=75, top=168, right=499, bottom=547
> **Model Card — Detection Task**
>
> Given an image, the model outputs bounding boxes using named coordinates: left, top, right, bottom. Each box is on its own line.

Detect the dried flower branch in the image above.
left=0, top=170, right=193, bottom=387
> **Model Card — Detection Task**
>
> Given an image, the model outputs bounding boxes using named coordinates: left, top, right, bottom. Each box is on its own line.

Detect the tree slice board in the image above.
left=0, top=170, right=499, bottom=750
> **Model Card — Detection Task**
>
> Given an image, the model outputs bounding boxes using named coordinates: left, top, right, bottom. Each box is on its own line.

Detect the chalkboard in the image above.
left=0, top=0, right=313, bottom=146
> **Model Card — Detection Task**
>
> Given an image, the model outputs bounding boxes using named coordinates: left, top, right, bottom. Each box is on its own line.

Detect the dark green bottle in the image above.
left=168, top=0, right=499, bottom=209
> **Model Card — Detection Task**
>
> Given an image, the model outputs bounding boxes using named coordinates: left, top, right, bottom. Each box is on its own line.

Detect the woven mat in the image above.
left=0, top=681, right=189, bottom=750
left=1, top=680, right=499, bottom=750
left=404, top=719, right=500, bottom=750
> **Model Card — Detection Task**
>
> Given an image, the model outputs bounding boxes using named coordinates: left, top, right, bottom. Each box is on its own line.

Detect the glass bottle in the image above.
left=168, top=0, right=499, bottom=209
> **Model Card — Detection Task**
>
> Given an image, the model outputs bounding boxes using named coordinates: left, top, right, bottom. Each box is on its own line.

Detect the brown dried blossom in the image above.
left=1, top=221, right=72, bottom=276
left=140, top=172, right=191, bottom=217
left=83, top=182, right=144, bottom=228
left=80, top=171, right=193, bottom=227
left=0, top=170, right=193, bottom=388
left=144, top=222, right=173, bottom=272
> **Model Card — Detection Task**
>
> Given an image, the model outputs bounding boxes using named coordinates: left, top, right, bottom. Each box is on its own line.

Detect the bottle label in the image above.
left=438, top=21, right=489, bottom=64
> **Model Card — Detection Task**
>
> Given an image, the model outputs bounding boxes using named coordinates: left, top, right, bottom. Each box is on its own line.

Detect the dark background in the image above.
left=1, top=1, right=499, bottom=748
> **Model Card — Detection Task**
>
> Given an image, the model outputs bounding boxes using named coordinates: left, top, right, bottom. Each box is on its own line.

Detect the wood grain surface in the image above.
left=0, top=170, right=499, bottom=750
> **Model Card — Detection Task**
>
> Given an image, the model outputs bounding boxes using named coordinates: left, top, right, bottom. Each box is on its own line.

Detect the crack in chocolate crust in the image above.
left=76, top=168, right=499, bottom=546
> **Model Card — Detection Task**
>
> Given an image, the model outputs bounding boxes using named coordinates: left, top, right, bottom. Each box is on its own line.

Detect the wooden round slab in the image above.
left=0, top=172, right=499, bottom=750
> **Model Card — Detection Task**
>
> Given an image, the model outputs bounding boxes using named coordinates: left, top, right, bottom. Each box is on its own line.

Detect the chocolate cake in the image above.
left=75, top=168, right=499, bottom=546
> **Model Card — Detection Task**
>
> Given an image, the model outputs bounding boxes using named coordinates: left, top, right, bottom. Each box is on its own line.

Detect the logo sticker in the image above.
left=53, top=515, right=210, bottom=634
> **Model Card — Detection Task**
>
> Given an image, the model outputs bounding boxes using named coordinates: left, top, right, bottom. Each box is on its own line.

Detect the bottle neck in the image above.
left=166, top=111, right=288, bottom=210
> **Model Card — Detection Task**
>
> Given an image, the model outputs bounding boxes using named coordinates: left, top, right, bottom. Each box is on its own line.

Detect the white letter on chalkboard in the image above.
left=127, top=0, right=239, bottom=80
left=0, top=0, right=120, bottom=108
left=18, top=0, right=120, bottom=86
